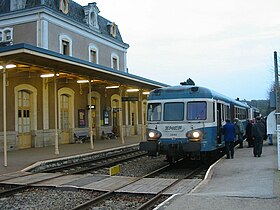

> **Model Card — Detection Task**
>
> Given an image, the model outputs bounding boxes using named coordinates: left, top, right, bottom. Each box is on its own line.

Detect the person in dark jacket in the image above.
left=245, top=119, right=253, bottom=147
left=234, top=118, right=244, bottom=148
left=223, top=119, right=235, bottom=159
left=252, top=116, right=266, bottom=157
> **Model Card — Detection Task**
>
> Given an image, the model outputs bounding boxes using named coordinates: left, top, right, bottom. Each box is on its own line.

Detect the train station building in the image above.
left=0, top=0, right=167, bottom=152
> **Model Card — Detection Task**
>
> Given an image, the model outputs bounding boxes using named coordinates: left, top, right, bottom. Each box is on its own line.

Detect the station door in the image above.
left=60, top=94, right=71, bottom=144
left=18, top=90, right=32, bottom=149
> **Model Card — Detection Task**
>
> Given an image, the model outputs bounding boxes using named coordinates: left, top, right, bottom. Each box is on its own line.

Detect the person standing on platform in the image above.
left=266, top=110, right=276, bottom=145
left=245, top=119, right=253, bottom=147
left=252, top=116, right=266, bottom=157
left=223, top=119, right=235, bottom=159
left=234, top=118, right=244, bottom=148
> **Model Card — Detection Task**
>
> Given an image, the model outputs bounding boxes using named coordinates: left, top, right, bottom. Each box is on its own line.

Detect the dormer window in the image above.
left=109, top=22, right=117, bottom=38
left=59, top=0, right=69, bottom=14
left=84, top=3, right=100, bottom=30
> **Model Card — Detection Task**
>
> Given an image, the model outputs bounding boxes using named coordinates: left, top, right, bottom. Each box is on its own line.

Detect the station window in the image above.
left=90, top=50, right=97, bottom=63
left=59, top=0, right=69, bottom=14
left=18, top=90, right=31, bottom=133
left=110, top=22, right=117, bottom=37
left=59, top=34, right=72, bottom=56
left=88, top=44, right=99, bottom=64
left=112, top=57, right=118, bottom=69
left=5, top=30, right=11, bottom=40
left=111, top=53, right=119, bottom=70
left=0, top=28, right=13, bottom=42
left=62, top=40, right=69, bottom=55
left=60, top=94, right=70, bottom=130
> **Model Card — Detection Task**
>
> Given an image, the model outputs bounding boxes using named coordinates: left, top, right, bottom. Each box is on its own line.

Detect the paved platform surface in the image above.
left=0, top=135, right=142, bottom=175
left=158, top=141, right=280, bottom=210
left=1, top=136, right=280, bottom=210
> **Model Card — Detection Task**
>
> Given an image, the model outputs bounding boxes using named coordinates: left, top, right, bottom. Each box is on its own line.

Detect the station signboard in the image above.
left=121, top=97, right=138, bottom=102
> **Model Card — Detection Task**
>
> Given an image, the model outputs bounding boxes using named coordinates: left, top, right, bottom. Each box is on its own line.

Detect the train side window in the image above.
left=187, top=101, right=207, bottom=120
left=213, top=103, right=215, bottom=122
left=164, top=102, right=184, bottom=121
left=226, top=105, right=230, bottom=120
left=147, top=103, right=162, bottom=121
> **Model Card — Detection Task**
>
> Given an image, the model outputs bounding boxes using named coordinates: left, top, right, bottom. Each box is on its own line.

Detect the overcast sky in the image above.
left=75, top=0, right=280, bottom=100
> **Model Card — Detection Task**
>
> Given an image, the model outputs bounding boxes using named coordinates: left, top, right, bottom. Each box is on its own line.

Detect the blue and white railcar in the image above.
left=139, top=84, right=250, bottom=162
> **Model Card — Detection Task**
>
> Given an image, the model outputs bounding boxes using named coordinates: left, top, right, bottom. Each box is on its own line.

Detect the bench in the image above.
left=101, top=131, right=117, bottom=140
left=74, top=131, right=92, bottom=143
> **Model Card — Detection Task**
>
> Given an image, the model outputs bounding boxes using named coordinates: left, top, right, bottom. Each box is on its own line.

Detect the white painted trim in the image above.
left=123, top=51, right=127, bottom=72
left=0, top=8, right=128, bottom=51
left=14, top=84, right=38, bottom=132
left=88, top=43, right=99, bottom=64
left=42, top=78, right=49, bottom=129
left=59, top=34, right=72, bottom=56
left=41, top=19, right=49, bottom=49
left=111, top=52, right=120, bottom=70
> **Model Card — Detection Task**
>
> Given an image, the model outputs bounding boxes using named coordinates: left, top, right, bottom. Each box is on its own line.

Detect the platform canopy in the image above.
left=0, top=43, right=168, bottom=90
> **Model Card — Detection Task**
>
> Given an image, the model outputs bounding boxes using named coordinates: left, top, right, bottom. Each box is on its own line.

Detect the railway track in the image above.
left=0, top=150, right=218, bottom=209
left=0, top=148, right=148, bottom=198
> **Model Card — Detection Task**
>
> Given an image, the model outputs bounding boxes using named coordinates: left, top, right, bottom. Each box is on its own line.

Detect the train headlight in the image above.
left=186, top=130, right=203, bottom=142
left=147, top=129, right=162, bottom=141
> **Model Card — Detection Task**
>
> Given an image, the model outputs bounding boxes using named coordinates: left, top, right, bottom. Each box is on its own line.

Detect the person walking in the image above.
left=223, top=119, right=235, bottom=159
left=252, top=116, right=266, bottom=157
left=245, top=119, right=253, bottom=147
left=234, top=118, right=244, bottom=148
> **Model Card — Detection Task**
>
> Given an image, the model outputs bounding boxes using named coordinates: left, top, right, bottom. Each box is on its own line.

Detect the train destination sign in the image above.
left=121, top=97, right=138, bottom=102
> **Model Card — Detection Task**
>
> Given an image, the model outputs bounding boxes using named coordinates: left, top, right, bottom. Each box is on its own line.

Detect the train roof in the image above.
left=148, top=85, right=250, bottom=108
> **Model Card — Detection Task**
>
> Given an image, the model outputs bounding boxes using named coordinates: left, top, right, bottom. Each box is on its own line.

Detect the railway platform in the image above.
left=158, top=140, right=280, bottom=210
left=0, top=135, right=142, bottom=175
left=0, top=136, right=280, bottom=210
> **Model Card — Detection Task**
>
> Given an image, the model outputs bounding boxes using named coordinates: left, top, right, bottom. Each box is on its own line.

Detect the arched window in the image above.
left=88, top=44, right=99, bottom=64
left=59, top=0, right=69, bottom=14
left=18, top=90, right=31, bottom=133
left=58, top=87, right=75, bottom=130
left=60, top=94, right=70, bottom=130
left=14, top=84, right=37, bottom=132
left=111, top=53, right=119, bottom=70
left=59, top=34, right=72, bottom=56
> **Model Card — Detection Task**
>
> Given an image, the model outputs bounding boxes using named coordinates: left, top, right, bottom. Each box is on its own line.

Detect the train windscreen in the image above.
left=187, top=101, right=207, bottom=120
left=147, top=103, right=161, bottom=121
left=163, top=102, right=184, bottom=121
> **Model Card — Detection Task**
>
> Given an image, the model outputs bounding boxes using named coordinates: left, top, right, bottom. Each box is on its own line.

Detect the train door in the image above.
left=60, top=94, right=71, bottom=144
left=18, top=90, right=32, bottom=149
left=216, top=102, right=222, bottom=144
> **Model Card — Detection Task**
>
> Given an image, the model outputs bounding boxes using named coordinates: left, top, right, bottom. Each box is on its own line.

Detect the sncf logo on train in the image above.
left=164, top=126, right=184, bottom=131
